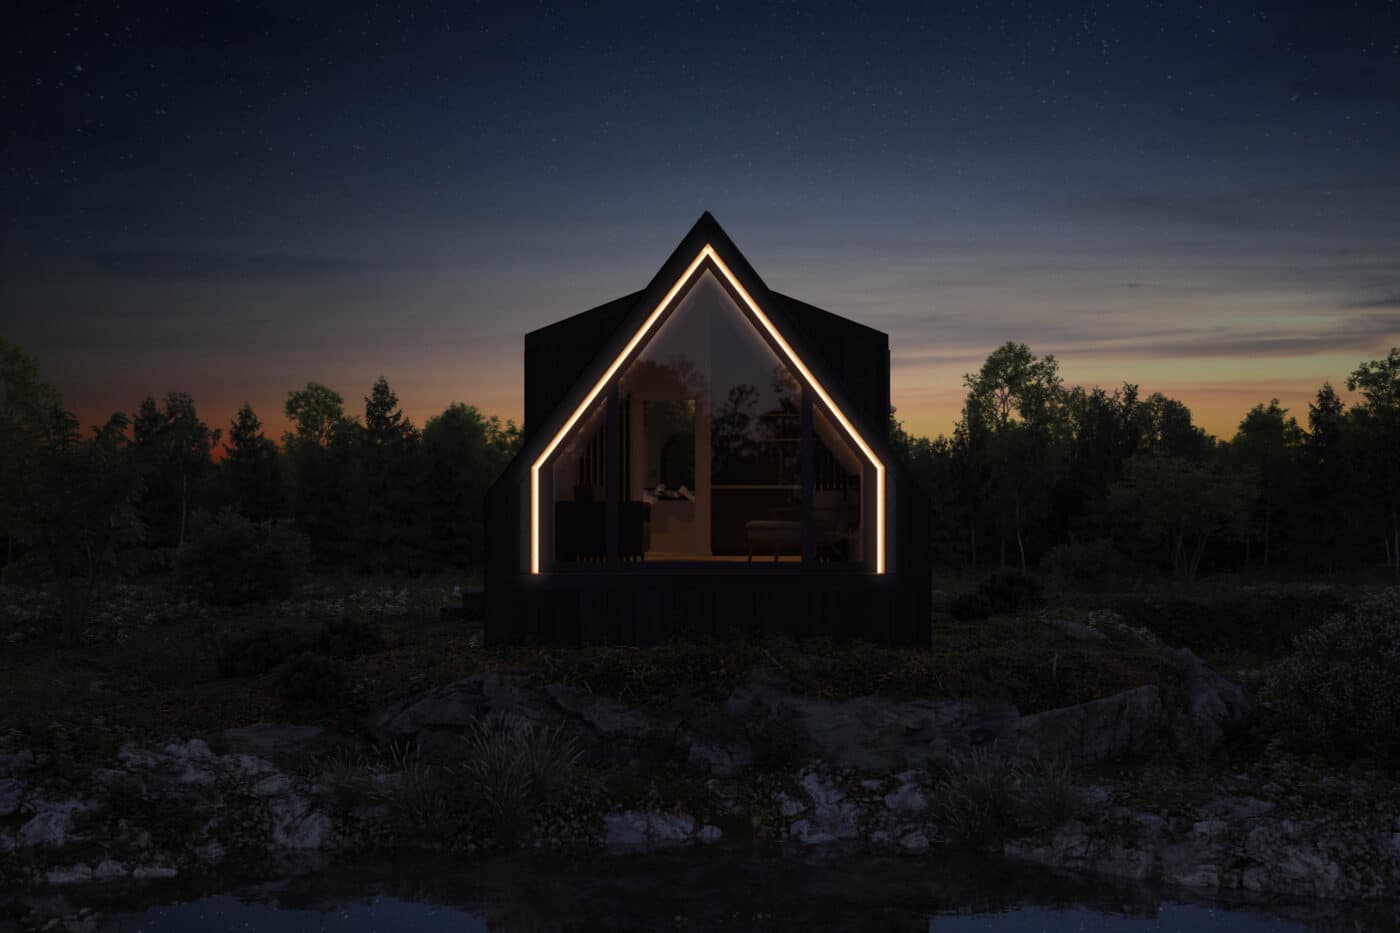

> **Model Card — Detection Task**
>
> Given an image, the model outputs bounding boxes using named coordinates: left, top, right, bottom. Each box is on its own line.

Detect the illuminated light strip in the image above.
left=530, top=244, right=886, bottom=575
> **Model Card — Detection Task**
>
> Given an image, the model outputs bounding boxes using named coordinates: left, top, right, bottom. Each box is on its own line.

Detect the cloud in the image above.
left=87, top=250, right=367, bottom=283
left=1348, top=293, right=1400, bottom=309
left=892, top=311, right=1395, bottom=368
left=1063, top=191, right=1278, bottom=233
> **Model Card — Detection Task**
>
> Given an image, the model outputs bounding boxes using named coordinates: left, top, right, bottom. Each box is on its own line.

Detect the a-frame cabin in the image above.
left=484, top=213, right=931, bottom=646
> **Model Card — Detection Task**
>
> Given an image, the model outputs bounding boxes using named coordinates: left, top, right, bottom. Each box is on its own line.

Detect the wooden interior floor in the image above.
left=642, top=552, right=802, bottom=562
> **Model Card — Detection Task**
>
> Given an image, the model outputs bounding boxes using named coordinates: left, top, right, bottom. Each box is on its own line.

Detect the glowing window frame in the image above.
left=530, top=244, right=886, bottom=575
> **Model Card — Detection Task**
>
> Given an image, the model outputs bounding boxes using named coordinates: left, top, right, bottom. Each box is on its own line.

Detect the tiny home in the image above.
left=484, top=213, right=931, bottom=646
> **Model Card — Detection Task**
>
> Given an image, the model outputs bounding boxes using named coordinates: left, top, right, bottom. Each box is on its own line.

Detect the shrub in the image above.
left=217, top=619, right=384, bottom=679
left=1040, top=539, right=1135, bottom=590
left=216, top=627, right=304, bottom=677
left=316, top=617, right=385, bottom=658
left=951, top=571, right=1044, bottom=620
left=932, top=748, right=1080, bottom=847
left=455, top=715, right=582, bottom=846
left=272, top=651, right=345, bottom=708
left=1110, top=589, right=1347, bottom=660
left=177, top=511, right=309, bottom=605
left=949, top=591, right=993, bottom=621
left=1262, top=589, right=1400, bottom=760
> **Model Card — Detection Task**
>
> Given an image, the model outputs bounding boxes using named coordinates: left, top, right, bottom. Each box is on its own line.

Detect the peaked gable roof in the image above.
left=523, top=217, right=890, bottom=443
left=518, top=212, right=891, bottom=575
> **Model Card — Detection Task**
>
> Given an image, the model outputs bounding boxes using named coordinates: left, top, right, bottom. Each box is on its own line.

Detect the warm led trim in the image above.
left=530, top=245, right=886, bottom=575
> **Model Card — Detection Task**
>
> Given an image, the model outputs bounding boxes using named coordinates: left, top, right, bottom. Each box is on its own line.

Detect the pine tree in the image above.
left=1347, top=349, right=1400, bottom=577
left=1303, top=383, right=1349, bottom=571
left=360, top=377, right=422, bottom=572
left=223, top=403, right=282, bottom=521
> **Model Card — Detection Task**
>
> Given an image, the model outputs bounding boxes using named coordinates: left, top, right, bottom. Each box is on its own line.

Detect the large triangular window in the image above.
left=532, top=249, right=884, bottom=573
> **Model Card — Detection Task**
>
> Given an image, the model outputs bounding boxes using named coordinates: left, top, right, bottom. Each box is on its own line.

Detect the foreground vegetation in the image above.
left=3, top=574, right=1399, bottom=902
left=1, top=574, right=1393, bottom=777
left=0, top=578, right=1151, bottom=765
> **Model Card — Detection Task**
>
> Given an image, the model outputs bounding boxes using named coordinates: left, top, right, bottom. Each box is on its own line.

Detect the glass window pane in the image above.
left=545, top=266, right=874, bottom=568
left=550, top=397, right=608, bottom=562
left=618, top=268, right=805, bottom=562
left=813, top=404, right=865, bottom=562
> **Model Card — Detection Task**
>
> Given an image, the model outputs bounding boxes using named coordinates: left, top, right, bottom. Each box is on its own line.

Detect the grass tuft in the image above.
left=454, top=715, right=582, bottom=846
left=932, top=747, right=1081, bottom=848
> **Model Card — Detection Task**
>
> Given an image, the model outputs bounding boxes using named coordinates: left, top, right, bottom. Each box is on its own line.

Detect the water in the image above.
left=9, top=849, right=1379, bottom=932
left=96, top=898, right=1303, bottom=932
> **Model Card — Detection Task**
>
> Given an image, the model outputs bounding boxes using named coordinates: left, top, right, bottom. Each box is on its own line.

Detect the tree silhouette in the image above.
left=6, top=337, right=1400, bottom=589
left=283, top=382, right=359, bottom=566
left=360, top=376, right=421, bottom=572
left=1232, top=399, right=1304, bottom=568
left=960, top=343, right=1067, bottom=570
left=283, top=382, right=346, bottom=449
left=131, top=392, right=220, bottom=551
left=223, top=403, right=282, bottom=522
left=1109, top=453, right=1250, bottom=581
left=1347, top=349, right=1400, bottom=578
left=423, top=403, right=517, bottom=569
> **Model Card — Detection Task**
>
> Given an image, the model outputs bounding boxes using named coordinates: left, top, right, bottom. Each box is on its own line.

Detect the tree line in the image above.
left=0, top=338, right=519, bottom=636
left=3, top=336, right=1398, bottom=639
left=892, top=342, right=1400, bottom=583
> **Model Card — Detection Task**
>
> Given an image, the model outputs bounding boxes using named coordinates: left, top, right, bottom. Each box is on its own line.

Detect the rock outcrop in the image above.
left=724, top=672, right=1017, bottom=771
left=1005, top=765, right=1400, bottom=900
left=3, top=736, right=336, bottom=887
left=371, top=671, right=684, bottom=765
left=1013, top=685, right=1166, bottom=764
left=0, top=631, right=1281, bottom=896
left=370, top=649, right=1246, bottom=776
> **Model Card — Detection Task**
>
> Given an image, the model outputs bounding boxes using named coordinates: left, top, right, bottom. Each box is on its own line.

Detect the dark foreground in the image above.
left=4, top=848, right=1391, bottom=933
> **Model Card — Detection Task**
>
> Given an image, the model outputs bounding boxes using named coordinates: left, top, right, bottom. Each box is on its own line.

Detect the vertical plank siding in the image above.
left=484, top=568, right=924, bottom=647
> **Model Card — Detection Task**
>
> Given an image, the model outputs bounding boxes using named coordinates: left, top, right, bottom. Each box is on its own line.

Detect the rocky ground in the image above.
left=2, top=630, right=1397, bottom=908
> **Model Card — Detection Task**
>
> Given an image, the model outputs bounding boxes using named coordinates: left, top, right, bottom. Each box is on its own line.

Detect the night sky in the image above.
left=4, top=1, right=1398, bottom=440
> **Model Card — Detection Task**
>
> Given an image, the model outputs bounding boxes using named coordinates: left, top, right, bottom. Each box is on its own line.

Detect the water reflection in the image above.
left=47, top=849, right=1363, bottom=933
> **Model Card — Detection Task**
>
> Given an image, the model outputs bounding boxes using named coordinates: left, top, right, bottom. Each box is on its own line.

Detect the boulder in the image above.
left=44, top=864, right=94, bottom=886
left=1013, top=686, right=1166, bottom=764
left=0, top=777, right=23, bottom=817
left=268, top=796, right=333, bottom=849
left=92, top=859, right=130, bottom=882
left=601, top=810, right=649, bottom=848
left=687, top=740, right=751, bottom=777
left=0, top=747, right=34, bottom=777
left=1040, top=612, right=1108, bottom=642
left=371, top=671, right=683, bottom=764
left=1114, top=625, right=1254, bottom=756
left=223, top=723, right=345, bottom=762
left=898, top=830, right=930, bottom=853
left=601, top=810, right=696, bottom=850
left=18, top=799, right=92, bottom=849
left=727, top=672, right=1017, bottom=771
left=1165, top=647, right=1253, bottom=756
left=883, top=782, right=928, bottom=815
left=789, top=770, right=860, bottom=844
